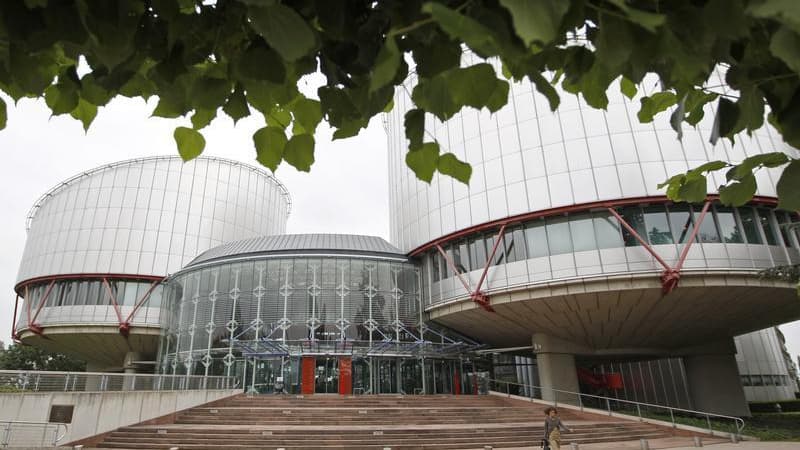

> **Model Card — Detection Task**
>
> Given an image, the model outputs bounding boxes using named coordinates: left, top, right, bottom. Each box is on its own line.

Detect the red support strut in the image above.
left=607, top=200, right=712, bottom=295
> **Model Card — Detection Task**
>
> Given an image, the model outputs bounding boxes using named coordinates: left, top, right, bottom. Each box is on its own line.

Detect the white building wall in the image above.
left=17, top=156, right=290, bottom=283
left=386, top=59, right=799, bottom=253
left=735, top=328, right=796, bottom=402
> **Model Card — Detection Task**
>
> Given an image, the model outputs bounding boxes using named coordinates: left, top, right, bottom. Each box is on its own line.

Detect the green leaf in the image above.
left=678, top=173, right=709, bottom=203
left=69, top=98, right=97, bottom=132
left=777, top=160, right=800, bottom=210
left=735, top=86, right=765, bottom=135
left=191, top=108, right=216, bottom=130
left=412, top=38, right=462, bottom=78
left=770, top=26, right=800, bottom=74
left=44, top=81, right=79, bottom=115
left=190, top=77, right=232, bottom=110
left=719, top=173, right=757, bottom=206
left=253, top=126, right=287, bottom=171
left=236, top=46, right=286, bottom=83
left=684, top=89, right=718, bottom=126
left=283, top=133, right=315, bottom=172
left=248, top=4, right=316, bottom=61
left=174, top=127, right=205, bottom=161
left=607, top=0, right=666, bottom=32
left=529, top=71, right=560, bottom=111
left=437, top=153, right=472, bottom=184
left=405, top=109, right=425, bottom=150
left=24, top=0, right=48, bottom=8
left=0, top=97, right=6, bottom=130
left=152, top=96, right=187, bottom=118
left=710, top=97, right=740, bottom=145
left=637, top=92, right=677, bottom=123
left=290, top=97, right=322, bottom=133
left=223, top=86, right=251, bottom=125
left=422, top=3, right=501, bottom=57
left=499, top=0, right=569, bottom=46
left=406, top=142, right=440, bottom=183
left=266, top=106, right=292, bottom=129
left=748, top=0, right=800, bottom=35
left=80, top=74, right=114, bottom=106
left=412, top=64, right=509, bottom=121
left=370, top=37, right=400, bottom=93
left=620, top=77, right=637, bottom=100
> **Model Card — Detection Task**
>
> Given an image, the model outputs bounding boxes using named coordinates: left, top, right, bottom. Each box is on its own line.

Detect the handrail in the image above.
left=488, top=378, right=745, bottom=437
left=0, top=420, right=67, bottom=447
left=0, top=370, right=240, bottom=393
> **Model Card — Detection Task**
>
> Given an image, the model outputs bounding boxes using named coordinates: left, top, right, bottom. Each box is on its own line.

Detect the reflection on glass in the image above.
left=775, top=212, right=794, bottom=247
left=469, top=235, right=487, bottom=270
left=569, top=215, right=595, bottom=252
left=695, top=206, right=720, bottom=243
left=758, top=208, right=777, bottom=245
left=431, top=253, right=440, bottom=282
left=643, top=206, right=673, bottom=245
left=546, top=217, right=572, bottom=255
left=716, top=207, right=743, bottom=243
left=668, top=205, right=693, bottom=244
left=593, top=213, right=623, bottom=249
left=525, top=222, right=548, bottom=258
left=739, top=207, right=762, bottom=244
left=620, top=207, right=647, bottom=246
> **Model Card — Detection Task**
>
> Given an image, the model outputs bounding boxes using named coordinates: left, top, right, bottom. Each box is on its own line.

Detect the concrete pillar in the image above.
left=123, top=352, right=142, bottom=390
left=532, top=334, right=583, bottom=405
left=681, top=340, right=750, bottom=417
left=85, top=361, right=107, bottom=391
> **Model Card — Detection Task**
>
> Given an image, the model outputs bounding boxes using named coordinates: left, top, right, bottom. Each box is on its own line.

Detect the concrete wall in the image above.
left=0, top=389, right=241, bottom=445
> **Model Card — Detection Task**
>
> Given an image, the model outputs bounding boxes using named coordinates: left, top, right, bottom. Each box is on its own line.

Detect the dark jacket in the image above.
left=544, top=416, right=569, bottom=438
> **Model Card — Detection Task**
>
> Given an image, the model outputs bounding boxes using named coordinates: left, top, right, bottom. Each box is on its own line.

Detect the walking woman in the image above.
left=543, top=407, right=572, bottom=449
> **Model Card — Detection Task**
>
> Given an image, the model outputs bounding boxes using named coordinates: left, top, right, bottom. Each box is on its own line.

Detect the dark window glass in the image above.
left=739, top=207, right=762, bottom=244
left=442, top=247, right=452, bottom=278
left=668, top=205, right=694, bottom=244
left=643, top=206, right=673, bottom=245
left=695, top=206, right=720, bottom=243
left=569, top=214, right=596, bottom=251
left=431, top=253, right=440, bottom=283
left=88, top=281, right=102, bottom=305
left=716, top=206, right=743, bottom=243
left=458, top=241, right=471, bottom=272
left=489, top=233, right=506, bottom=265
left=513, top=228, right=527, bottom=261
left=546, top=217, right=572, bottom=255
left=470, top=235, right=488, bottom=269
left=620, top=207, right=647, bottom=246
left=503, top=229, right=517, bottom=263
left=775, top=211, right=794, bottom=247
left=758, top=208, right=777, bottom=245
left=593, top=213, right=623, bottom=249
left=525, top=221, right=548, bottom=257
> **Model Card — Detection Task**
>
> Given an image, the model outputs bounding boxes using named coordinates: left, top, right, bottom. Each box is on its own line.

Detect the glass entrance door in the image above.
left=314, top=356, right=339, bottom=394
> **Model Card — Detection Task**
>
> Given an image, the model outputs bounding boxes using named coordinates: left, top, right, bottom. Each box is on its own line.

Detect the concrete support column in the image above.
left=85, top=361, right=107, bottom=391
left=681, top=340, right=750, bottom=417
left=532, top=333, right=584, bottom=405
left=123, top=352, right=142, bottom=391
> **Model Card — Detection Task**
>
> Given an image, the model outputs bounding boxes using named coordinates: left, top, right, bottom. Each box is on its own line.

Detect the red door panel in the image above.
left=301, top=356, right=315, bottom=395
left=339, top=357, right=352, bottom=395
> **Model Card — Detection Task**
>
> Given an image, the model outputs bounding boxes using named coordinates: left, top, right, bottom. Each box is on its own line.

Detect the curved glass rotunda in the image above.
left=158, top=234, right=479, bottom=395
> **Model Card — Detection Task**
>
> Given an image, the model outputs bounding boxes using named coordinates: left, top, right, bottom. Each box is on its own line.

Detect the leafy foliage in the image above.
left=0, top=0, right=798, bottom=204
left=0, top=343, right=86, bottom=371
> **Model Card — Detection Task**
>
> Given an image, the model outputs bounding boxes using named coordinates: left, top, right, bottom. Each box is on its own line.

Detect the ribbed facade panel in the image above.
left=16, top=156, right=290, bottom=284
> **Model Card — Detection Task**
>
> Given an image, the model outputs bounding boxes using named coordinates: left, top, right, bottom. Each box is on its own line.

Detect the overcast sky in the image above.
left=1, top=91, right=799, bottom=371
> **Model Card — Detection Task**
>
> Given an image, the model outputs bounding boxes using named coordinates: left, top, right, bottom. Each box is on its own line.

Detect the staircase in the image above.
left=94, top=394, right=676, bottom=449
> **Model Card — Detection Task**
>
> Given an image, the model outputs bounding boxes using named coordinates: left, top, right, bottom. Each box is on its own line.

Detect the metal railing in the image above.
left=0, top=370, right=239, bottom=393
left=488, top=378, right=745, bottom=437
left=0, top=420, right=67, bottom=447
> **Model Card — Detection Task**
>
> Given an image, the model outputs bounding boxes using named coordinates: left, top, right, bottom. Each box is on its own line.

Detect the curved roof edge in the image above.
left=183, top=234, right=406, bottom=270
left=25, top=155, right=291, bottom=231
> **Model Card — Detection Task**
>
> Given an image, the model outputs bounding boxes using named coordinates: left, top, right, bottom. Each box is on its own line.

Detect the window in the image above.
left=643, top=206, right=673, bottom=245
left=758, top=208, right=778, bottom=245
left=469, top=235, right=488, bottom=269
left=569, top=214, right=596, bottom=252
left=775, top=212, right=795, bottom=248
left=695, top=206, right=720, bottom=243
left=525, top=222, right=548, bottom=258
left=512, top=227, right=527, bottom=262
left=457, top=240, right=471, bottom=272
left=716, top=207, right=743, bottom=243
left=593, top=213, right=623, bottom=249
left=739, top=207, right=762, bottom=244
left=546, top=217, right=572, bottom=255
left=620, top=207, right=647, bottom=247
left=668, top=205, right=694, bottom=244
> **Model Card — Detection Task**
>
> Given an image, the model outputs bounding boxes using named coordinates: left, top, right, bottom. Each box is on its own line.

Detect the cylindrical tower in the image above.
left=13, top=156, right=290, bottom=370
left=386, top=59, right=800, bottom=415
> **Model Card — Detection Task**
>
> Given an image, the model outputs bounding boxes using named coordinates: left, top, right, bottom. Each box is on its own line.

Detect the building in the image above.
left=9, top=66, right=800, bottom=416
left=735, top=328, right=799, bottom=402
left=385, top=62, right=800, bottom=415
left=12, top=156, right=290, bottom=371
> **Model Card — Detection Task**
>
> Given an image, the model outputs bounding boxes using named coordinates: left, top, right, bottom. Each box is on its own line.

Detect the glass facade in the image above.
left=422, top=203, right=800, bottom=305
left=158, top=251, right=476, bottom=395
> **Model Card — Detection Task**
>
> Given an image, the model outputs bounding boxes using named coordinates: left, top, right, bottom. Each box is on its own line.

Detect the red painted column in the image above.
left=338, top=357, right=352, bottom=395
left=301, top=356, right=316, bottom=395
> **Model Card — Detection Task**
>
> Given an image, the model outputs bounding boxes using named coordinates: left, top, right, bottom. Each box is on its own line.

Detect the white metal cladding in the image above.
left=16, top=156, right=290, bottom=283
left=386, top=58, right=800, bottom=253
left=735, top=328, right=797, bottom=402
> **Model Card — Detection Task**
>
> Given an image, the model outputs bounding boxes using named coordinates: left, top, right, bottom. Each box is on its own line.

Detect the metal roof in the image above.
left=186, top=234, right=406, bottom=267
